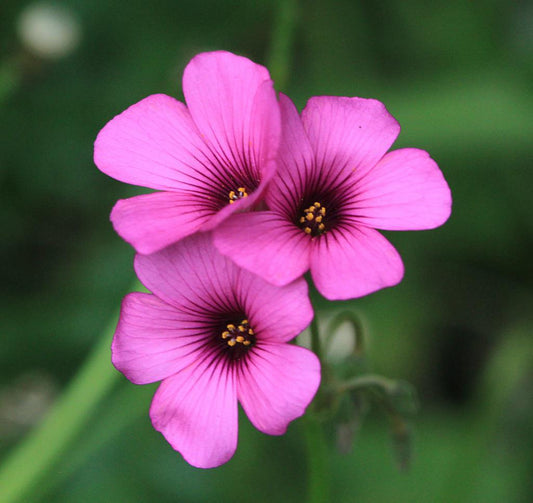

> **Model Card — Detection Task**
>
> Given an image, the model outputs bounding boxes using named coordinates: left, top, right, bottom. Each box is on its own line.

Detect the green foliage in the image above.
left=1, top=0, right=532, bottom=501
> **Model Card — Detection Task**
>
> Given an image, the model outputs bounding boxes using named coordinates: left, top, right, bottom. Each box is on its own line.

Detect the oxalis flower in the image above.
left=94, top=50, right=280, bottom=254
left=214, top=94, right=452, bottom=300
left=112, top=233, right=320, bottom=468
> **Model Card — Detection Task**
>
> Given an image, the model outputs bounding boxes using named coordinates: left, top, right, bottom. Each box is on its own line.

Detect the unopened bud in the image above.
left=17, top=3, right=81, bottom=60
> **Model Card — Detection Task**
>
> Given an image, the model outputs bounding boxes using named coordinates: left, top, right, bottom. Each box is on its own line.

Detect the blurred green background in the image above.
left=1, top=0, right=532, bottom=501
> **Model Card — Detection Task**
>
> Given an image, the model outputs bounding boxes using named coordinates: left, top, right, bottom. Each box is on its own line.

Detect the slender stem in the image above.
left=266, top=0, right=298, bottom=90
left=267, top=5, right=331, bottom=500
left=0, top=3, right=304, bottom=501
left=0, top=308, right=123, bottom=503
left=303, top=415, right=329, bottom=503
left=39, top=383, right=156, bottom=499
left=309, top=314, right=323, bottom=363
left=305, top=305, right=331, bottom=501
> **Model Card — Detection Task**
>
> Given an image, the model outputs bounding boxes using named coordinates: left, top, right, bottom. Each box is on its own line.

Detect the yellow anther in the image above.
left=228, top=188, right=249, bottom=205
left=299, top=201, right=327, bottom=236
left=222, top=318, right=255, bottom=351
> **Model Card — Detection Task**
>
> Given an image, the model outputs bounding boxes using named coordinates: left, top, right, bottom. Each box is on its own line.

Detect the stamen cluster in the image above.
left=228, top=187, right=249, bottom=204
left=220, top=319, right=255, bottom=360
left=298, top=202, right=326, bottom=237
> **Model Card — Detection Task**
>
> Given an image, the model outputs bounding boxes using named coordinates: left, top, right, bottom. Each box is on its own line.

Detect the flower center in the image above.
left=221, top=319, right=255, bottom=359
left=228, top=187, right=249, bottom=204
left=298, top=202, right=327, bottom=237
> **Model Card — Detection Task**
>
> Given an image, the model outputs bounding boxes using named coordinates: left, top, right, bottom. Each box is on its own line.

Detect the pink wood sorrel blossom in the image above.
left=94, top=51, right=280, bottom=254
left=111, top=232, right=320, bottom=468
left=214, top=94, right=452, bottom=300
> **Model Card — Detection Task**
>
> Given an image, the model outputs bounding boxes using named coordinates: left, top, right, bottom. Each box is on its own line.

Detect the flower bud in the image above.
left=17, top=3, right=81, bottom=60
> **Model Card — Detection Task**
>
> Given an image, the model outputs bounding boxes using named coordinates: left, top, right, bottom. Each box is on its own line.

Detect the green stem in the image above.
left=0, top=306, right=124, bottom=503
left=266, top=5, right=331, bottom=500
left=309, top=314, right=323, bottom=363
left=0, top=2, right=302, bottom=500
left=39, top=382, right=156, bottom=499
left=303, top=415, right=329, bottom=503
left=266, top=0, right=298, bottom=90
left=305, top=309, right=331, bottom=502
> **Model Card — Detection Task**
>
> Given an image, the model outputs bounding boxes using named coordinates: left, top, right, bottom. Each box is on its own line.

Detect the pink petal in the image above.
left=213, top=212, right=311, bottom=286
left=247, top=80, right=283, bottom=183
left=94, top=94, right=218, bottom=192
left=150, top=358, right=238, bottom=468
left=266, top=94, right=316, bottom=212
left=192, top=79, right=281, bottom=229
left=110, top=191, right=211, bottom=255
left=239, top=274, right=313, bottom=343
left=353, top=148, right=452, bottom=230
left=310, top=225, right=404, bottom=300
left=134, top=229, right=313, bottom=340
left=301, top=96, right=400, bottom=180
left=183, top=51, right=279, bottom=182
left=237, top=343, right=320, bottom=435
left=112, top=293, right=209, bottom=384
left=134, top=233, right=235, bottom=311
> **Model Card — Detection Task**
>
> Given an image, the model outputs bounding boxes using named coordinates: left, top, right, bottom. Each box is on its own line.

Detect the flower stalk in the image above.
left=303, top=414, right=330, bottom=503
left=0, top=307, right=123, bottom=503
left=266, top=0, right=298, bottom=91
left=305, top=308, right=330, bottom=502
left=267, top=3, right=332, bottom=500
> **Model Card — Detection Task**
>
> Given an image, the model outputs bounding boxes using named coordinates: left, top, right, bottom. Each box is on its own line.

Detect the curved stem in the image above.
left=0, top=304, right=125, bottom=503
left=338, top=373, right=398, bottom=394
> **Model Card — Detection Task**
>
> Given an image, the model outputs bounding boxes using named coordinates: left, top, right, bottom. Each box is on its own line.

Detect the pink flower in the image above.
left=111, top=232, right=320, bottom=468
left=214, top=94, right=452, bottom=300
left=94, top=51, right=280, bottom=254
